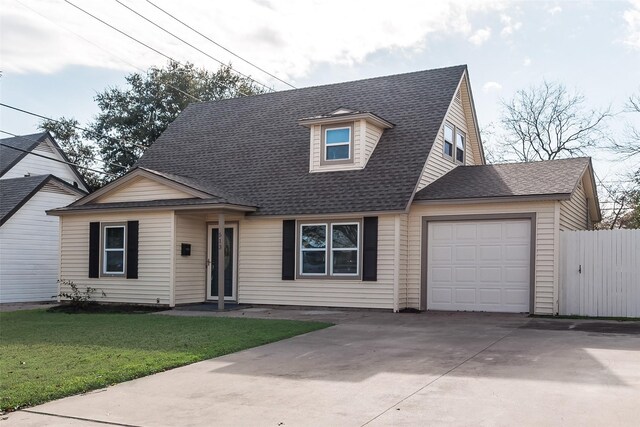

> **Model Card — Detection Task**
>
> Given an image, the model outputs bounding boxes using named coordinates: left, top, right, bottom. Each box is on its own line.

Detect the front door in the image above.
left=207, top=224, right=237, bottom=301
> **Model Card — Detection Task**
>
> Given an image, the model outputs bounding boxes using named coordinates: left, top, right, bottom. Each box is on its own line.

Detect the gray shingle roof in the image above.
left=413, top=158, right=591, bottom=202
left=139, top=168, right=257, bottom=207
left=0, top=132, right=48, bottom=177
left=137, top=65, right=467, bottom=215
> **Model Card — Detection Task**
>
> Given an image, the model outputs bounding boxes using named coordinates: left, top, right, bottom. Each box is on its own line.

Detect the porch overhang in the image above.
left=47, top=198, right=257, bottom=216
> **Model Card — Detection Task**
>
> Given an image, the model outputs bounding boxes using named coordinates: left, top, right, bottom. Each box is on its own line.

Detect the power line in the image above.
left=0, top=102, right=147, bottom=151
left=114, top=0, right=273, bottom=92
left=0, top=131, right=121, bottom=176
left=14, top=0, right=201, bottom=103
left=63, top=0, right=250, bottom=97
left=145, top=0, right=296, bottom=90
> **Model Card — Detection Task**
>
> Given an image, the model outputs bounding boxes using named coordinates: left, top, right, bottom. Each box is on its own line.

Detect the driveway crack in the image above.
left=360, top=326, right=519, bottom=426
left=21, top=409, right=142, bottom=427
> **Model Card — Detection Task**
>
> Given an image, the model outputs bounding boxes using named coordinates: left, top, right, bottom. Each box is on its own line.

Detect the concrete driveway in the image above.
left=5, top=309, right=640, bottom=426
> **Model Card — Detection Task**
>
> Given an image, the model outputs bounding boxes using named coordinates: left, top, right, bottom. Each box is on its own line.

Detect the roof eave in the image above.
left=47, top=202, right=258, bottom=216
left=412, top=193, right=573, bottom=205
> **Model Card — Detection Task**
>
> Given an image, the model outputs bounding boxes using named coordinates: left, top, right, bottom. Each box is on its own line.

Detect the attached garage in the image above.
left=424, top=216, right=534, bottom=313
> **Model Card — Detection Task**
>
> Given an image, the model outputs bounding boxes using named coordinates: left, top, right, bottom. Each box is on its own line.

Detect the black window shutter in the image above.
left=282, top=220, right=296, bottom=280
left=88, top=222, right=100, bottom=278
left=126, top=220, right=139, bottom=279
left=362, top=217, right=378, bottom=281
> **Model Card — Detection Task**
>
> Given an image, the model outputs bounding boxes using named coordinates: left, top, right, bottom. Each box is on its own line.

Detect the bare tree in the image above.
left=609, top=91, right=640, bottom=159
left=501, top=81, right=610, bottom=162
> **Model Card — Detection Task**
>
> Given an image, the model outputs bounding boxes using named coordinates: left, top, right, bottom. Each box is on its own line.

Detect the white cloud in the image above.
left=482, top=81, right=502, bottom=93
left=499, top=14, right=522, bottom=37
left=468, top=27, right=492, bottom=45
left=623, top=0, right=640, bottom=49
left=547, top=5, right=562, bottom=15
left=0, top=0, right=507, bottom=86
left=523, top=56, right=532, bottom=66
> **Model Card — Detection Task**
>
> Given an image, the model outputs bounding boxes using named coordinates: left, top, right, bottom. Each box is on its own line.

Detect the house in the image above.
left=48, top=65, right=600, bottom=314
left=0, top=132, right=88, bottom=303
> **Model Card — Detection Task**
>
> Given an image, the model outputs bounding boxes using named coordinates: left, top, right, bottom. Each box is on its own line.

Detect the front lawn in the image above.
left=0, top=309, right=330, bottom=411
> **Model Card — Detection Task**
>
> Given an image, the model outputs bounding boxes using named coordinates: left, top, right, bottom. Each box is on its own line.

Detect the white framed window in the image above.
left=456, top=131, right=465, bottom=163
left=324, top=127, right=351, bottom=161
left=300, top=224, right=327, bottom=275
left=298, top=221, right=360, bottom=278
left=443, top=123, right=454, bottom=158
left=330, top=223, right=359, bottom=276
left=102, top=224, right=126, bottom=276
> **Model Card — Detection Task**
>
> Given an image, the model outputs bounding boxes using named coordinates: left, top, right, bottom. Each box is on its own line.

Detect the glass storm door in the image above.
left=208, top=225, right=236, bottom=300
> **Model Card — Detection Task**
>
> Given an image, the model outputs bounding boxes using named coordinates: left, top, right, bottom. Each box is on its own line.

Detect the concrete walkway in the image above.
left=4, top=309, right=640, bottom=426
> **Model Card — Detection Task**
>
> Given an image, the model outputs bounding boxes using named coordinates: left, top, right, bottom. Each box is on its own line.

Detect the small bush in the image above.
left=54, top=280, right=106, bottom=309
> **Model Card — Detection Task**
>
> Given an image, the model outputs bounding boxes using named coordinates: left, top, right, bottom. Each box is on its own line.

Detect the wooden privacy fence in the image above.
left=560, top=229, right=640, bottom=317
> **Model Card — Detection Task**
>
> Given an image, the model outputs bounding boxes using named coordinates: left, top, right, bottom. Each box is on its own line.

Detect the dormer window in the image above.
left=322, top=124, right=353, bottom=164
left=443, top=122, right=465, bottom=165
left=299, top=110, right=393, bottom=172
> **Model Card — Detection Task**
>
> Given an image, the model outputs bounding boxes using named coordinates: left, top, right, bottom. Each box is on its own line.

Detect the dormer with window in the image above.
left=299, top=108, right=394, bottom=173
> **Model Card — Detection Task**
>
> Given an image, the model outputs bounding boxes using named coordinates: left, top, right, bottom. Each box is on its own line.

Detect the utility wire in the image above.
left=14, top=0, right=201, bottom=103
left=0, top=129, right=128, bottom=171
left=114, top=0, right=273, bottom=92
left=63, top=0, right=250, bottom=97
left=0, top=102, right=147, bottom=151
left=145, top=0, right=296, bottom=89
left=0, top=131, right=121, bottom=176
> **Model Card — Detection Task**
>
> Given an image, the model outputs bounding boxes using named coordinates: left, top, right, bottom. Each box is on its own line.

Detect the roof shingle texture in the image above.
left=414, top=158, right=590, bottom=201
left=0, top=132, right=48, bottom=177
left=137, top=66, right=466, bottom=215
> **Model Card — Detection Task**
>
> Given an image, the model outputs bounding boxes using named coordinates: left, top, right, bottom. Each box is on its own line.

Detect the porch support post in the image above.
left=218, top=212, right=225, bottom=310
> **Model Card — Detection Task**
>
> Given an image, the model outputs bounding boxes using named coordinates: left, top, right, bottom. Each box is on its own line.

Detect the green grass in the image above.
left=0, top=309, right=331, bottom=411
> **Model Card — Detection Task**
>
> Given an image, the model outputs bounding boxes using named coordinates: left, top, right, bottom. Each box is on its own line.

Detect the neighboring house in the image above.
left=0, top=132, right=88, bottom=303
left=49, top=65, right=600, bottom=314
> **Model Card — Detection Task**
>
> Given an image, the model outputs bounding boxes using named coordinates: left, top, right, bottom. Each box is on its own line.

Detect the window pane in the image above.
left=456, top=133, right=465, bottom=149
left=332, top=250, right=358, bottom=274
left=105, top=227, right=124, bottom=249
left=332, top=224, right=358, bottom=248
left=326, top=144, right=350, bottom=160
left=302, top=251, right=326, bottom=274
left=326, top=128, right=350, bottom=144
left=301, top=225, right=326, bottom=248
left=444, top=141, right=453, bottom=156
left=444, top=125, right=454, bottom=143
left=106, top=251, right=124, bottom=273
left=456, top=147, right=464, bottom=162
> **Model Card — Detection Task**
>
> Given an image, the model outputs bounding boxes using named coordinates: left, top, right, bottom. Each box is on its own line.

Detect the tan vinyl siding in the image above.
left=459, top=76, right=482, bottom=165
left=363, top=122, right=383, bottom=165
left=407, top=200, right=559, bottom=315
left=560, top=181, right=589, bottom=231
left=59, top=211, right=173, bottom=305
left=95, top=176, right=193, bottom=203
left=174, top=213, right=207, bottom=304
left=416, top=75, right=481, bottom=191
left=398, top=214, right=409, bottom=310
left=237, top=215, right=398, bottom=309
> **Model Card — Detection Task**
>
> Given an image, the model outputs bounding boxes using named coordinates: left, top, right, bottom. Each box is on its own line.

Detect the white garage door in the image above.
left=427, top=219, right=531, bottom=313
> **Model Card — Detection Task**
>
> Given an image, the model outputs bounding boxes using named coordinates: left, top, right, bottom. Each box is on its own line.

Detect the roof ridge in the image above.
left=189, top=64, right=468, bottom=108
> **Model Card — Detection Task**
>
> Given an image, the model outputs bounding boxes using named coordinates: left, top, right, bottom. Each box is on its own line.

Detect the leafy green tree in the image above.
left=41, top=62, right=265, bottom=187
left=90, top=61, right=265, bottom=175
left=39, top=117, right=102, bottom=190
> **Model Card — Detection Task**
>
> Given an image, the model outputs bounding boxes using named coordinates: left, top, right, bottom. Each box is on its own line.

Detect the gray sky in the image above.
left=1, top=0, right=639, bottom=191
